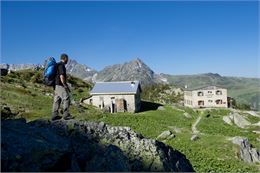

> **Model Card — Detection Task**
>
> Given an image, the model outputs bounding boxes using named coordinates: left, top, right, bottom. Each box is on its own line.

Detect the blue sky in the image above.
left=1, top=1, right=259, bottom=77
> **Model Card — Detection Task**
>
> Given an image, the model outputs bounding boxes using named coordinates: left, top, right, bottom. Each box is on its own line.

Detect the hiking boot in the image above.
left=63, top=113, right=74, bottom=120
left=63, top=115, right=74, bottom=120
left=51, top=115, right=62, bottom=121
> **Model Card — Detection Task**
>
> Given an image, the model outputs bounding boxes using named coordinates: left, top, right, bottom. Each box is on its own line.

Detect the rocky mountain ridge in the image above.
left=95, top=58, right=167, bottom=85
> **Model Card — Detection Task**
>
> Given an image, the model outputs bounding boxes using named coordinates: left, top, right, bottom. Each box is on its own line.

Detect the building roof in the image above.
left=184, top=85, right=226, bottom=91
left=90, top=81, right=141, bottom=95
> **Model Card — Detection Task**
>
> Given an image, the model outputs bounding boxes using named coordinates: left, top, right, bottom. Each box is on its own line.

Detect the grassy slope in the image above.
left=162, top=73, right=260, bottom=110
left=1, top=70, right=260, bottom=172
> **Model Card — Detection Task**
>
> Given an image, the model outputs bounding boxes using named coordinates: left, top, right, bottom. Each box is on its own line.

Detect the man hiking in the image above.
left=51, top=53, right=73, bottom=121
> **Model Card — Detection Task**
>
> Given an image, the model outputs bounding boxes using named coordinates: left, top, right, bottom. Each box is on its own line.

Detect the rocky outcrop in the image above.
left=1, top=119, right=194, bottom=172
left=231, top=137, right=260, bottom=163
left=223, top=112, right=251, bottom=128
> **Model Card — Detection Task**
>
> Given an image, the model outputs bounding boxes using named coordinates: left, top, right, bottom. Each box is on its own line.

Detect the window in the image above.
left=216, top=99, right=223, bottom=104
left=198, top=91, right=204, bottom=96
left=198, top=100, right=204, bottom=106
left=208, top=100, right=213, bottom=103
left=216, top=90, right=222, bottom=95
left=208, top=91, right=213, bottom=94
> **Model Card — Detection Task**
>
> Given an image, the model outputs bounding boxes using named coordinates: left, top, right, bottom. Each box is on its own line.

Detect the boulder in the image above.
left=231, top=137, right=260, bottom=163
left=225, top=113, right=251, bottom=128
left=158, top=106, right=165, bottom=111
left=232, top=113, right=251, bottom=128
left=223, top=116, right=233, bottom=125
left=1, top=119, right=194, bottom=172
left=184, top=112, right=192, bottom=119
left=157, top=130, right=175, bottom=141
left=191, top=135, right=199, bottom=141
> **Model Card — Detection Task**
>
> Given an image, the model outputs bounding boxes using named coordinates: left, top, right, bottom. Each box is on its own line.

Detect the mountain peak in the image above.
left=127, top=58, right=148, bottom=69
left=132, top=58, right=144, bottom=63
left=204, top=73, right=222, bottom=78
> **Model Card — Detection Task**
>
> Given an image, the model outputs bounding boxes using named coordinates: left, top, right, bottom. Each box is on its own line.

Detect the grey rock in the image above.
left=223, top=116, right=233, bottom=125
left=184, top=112, right=192, bottom=119
left=232, top=113, right=251, bottom=128
left=191, top=135, right=199, bottom=141
left=231, top=137, right=260, bottom=163
left=158, top=106, right=166, bottom=111
left=225, top=113, right=251, bottom=128
left=1, top=118, right=194, bottom=172
left=157, top=130, right=174, bottom=140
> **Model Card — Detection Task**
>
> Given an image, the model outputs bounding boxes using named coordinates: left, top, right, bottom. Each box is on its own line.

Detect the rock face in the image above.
left=95, top=58, right=167, bottom=85
left=1, top=119, right=194, bottom=172
left=231, top=137, right=260, bottom=163
left=223, top=113, right=251, bottom=128
left=65, top=59, right=97, bottom=81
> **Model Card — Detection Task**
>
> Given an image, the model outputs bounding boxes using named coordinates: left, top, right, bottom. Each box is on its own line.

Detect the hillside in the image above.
left=1, top=69, right=260, bottom=172
left=162, top=73, right=260, bottom=110
left=2, top=59, right=259, bottom=110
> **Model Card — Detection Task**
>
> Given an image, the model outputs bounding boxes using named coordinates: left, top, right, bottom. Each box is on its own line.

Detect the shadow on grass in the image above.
left=140, top=101, right=163, bottom=112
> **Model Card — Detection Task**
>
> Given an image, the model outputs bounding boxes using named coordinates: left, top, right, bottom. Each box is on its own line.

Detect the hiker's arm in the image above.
left=60, top=75, right=66, bottom=86
left=60, top=75, right=70, bottom=92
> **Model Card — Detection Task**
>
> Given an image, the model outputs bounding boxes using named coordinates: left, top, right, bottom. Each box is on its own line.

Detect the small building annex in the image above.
left=184, top=86, right=228, bottom=108
left=83, top=81, right=142, bottom=113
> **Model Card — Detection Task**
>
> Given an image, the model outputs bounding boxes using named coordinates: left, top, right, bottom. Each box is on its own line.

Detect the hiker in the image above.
left=51, top=53, right=73, bottom=121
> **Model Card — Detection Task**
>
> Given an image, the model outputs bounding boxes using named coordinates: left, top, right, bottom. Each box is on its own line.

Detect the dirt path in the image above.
left=192, top=116, right=202, bottom=134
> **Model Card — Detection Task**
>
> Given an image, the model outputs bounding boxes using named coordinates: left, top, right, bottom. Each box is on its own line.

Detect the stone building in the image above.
left=184, top=86, right=228, bottom=108
left=83, top=81, right=141, bottom=113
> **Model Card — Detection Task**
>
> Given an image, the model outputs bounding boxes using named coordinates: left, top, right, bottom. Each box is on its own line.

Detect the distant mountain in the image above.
left=65, top=59, right=97, bottom=81
left=0, top=63, right=43, bottom=71
left=95, top=58, right=168, bottom=85
left=0, top=59, right=97, bottom=81
left=161, top=73, right=260, bottom=110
